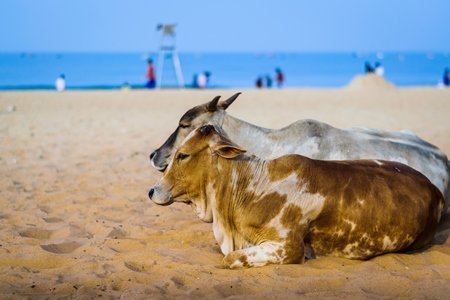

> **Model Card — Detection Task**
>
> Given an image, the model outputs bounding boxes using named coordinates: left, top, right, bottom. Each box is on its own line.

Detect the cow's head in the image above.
left=150, top=93, right=241, bottom=172
left=149, top=125, right=246, bottom=222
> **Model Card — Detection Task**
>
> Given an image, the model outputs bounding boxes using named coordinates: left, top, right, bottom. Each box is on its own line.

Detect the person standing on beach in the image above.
left=265, top=75, right=272, bottom=88
left=196, top=72, right=207, bottom=88
left=443, top=68, right=450, bottom=87
left=146, top=59, right=156, bottom=89
left=365, top=62, right=375, bottom=73
left=275, top=68, right=284, bottom=88
left=55, top=74, right=65, bottom=91
left=196, top=71, right=211, bottom=89
left=255, top=76, right=263, bottom=88
left=375, top=62, right=385, bottom=77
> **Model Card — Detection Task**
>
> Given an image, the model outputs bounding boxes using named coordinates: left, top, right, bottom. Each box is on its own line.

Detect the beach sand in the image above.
left=1, top=75, right=450, bottom=299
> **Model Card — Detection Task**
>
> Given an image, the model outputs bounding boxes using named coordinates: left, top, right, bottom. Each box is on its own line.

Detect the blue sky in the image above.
left=1, top=0, right=449, bottom=53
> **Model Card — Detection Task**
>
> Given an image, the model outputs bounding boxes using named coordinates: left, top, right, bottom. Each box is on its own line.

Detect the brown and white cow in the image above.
left=149, top=125, right=445, bottom=268
left=149, top=93, right=450, bottom=212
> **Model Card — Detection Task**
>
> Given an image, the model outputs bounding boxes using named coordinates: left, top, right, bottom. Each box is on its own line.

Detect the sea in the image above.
left=1, top=52, right=449, bottom=90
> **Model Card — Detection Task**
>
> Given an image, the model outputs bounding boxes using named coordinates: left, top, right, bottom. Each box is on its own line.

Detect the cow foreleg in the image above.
left=222, top=241, right=304, bottom=269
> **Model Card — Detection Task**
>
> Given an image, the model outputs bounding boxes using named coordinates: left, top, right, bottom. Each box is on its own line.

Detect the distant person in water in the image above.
left=365, top=62, right=375, bottom=73
left=375, top=62, right=385, bottom=77
left=443, top=68, right=450, bottom=87
left=145, top=59, right=156, bottom=89
left=55, top=74, right=65, bottom=91
left=121, top=82, right=131, bottom=90
left=275, top=68, right=284, bottom=88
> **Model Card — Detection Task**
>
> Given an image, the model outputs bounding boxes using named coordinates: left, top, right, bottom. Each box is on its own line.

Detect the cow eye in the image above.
left=200, top=125, right=212, bottom=134
left=177, top=153, right=189, bottom=161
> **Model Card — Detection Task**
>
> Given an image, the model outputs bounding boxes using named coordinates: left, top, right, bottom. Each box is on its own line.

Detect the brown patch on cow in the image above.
left=280, top=204, right=304, bottom=227
left=223, top=252, right=250, bottom=268
left=266, top=155, right=311, bottom=182
left=306, top=159, right=441, bottom=259
left=210, top=153, right=291, bottom=248
left=239, top=192, right=289, bottom=243
left=248, top=251, right=257, bottom=257
left=237, top=254, right=249, bottom=267
left=279, top=204, right=307, bottom=264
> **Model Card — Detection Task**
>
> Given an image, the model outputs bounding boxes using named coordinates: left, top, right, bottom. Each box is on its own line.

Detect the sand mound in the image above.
left=346, top=73, right=396, bottom=90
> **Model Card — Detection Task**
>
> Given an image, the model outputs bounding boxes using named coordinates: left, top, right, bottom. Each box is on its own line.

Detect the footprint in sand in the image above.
left=124, top=261, right=155, bottom=272
left=43, top=217, right=63, bottom=223
left=107, top=229, right=127, bottom=239
left=40, top=242, right=82, bottom=254
left=52, top=225, right=93, bottom=239
left=19, top=228, right=52, bottom=239
left=170, top=276, right=189, bottom=290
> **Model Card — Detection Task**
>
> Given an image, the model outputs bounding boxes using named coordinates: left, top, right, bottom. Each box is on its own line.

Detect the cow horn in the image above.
left=219, top=92, right=241, bottom=110
left=207, top=96, right=221, bottom=112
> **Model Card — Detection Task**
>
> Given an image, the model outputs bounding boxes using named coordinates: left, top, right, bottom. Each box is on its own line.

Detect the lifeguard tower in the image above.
left=156, top=23, right=184, bottom=88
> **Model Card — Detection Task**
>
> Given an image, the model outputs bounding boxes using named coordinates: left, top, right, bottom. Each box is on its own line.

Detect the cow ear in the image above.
left=213, top=141, right=246, bottom=159
left=207, top=96, right=221, bottom=112
left=218, top=92, right=241, bottom=110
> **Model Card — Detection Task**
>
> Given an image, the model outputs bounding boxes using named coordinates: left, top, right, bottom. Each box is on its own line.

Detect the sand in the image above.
left=1, top=76, right=450, bottom=299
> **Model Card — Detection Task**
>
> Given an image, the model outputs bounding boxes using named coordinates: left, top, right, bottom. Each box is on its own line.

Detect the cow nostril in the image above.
left=148, top=188, right=154, bottom=200
left=150, top=151, right=156, bottom=161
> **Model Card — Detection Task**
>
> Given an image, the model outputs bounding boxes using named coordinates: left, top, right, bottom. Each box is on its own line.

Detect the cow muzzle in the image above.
left=148, top=186, right=173, bottom=206
left=148, top=188, right=155, bottom=199
left=150, top=151, right=168, bottom=172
